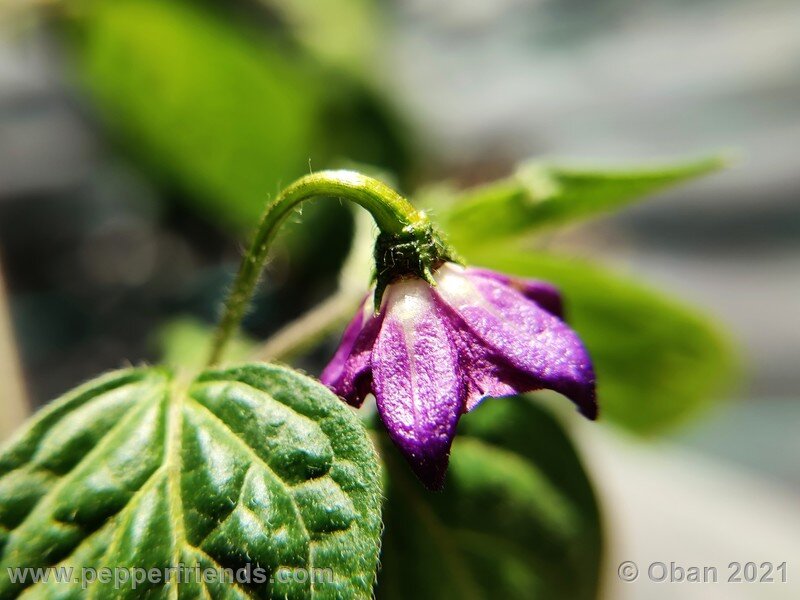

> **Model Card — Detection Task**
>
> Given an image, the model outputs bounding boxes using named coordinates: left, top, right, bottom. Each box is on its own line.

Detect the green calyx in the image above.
left=373, top=220, right=459, bottom=310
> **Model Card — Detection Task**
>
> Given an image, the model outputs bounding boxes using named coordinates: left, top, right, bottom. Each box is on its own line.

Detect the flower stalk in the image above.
left=208, top=170, right=437, bottom=366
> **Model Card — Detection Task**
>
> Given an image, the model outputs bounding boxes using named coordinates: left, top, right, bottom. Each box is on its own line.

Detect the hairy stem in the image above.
left=249, top=209, right=375, bottom=363
left=208, top=170, right=422, bottom=366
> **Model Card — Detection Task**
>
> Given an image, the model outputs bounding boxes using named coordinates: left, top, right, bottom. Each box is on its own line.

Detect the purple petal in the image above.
left=434, top=264, right=596, bottom=418
left=320, top=294, right=383, bottom=407
left=467, top=267, right=564, bottom=318
left=372, top=279, right=464, bottom=489
left=320, top=295, right=369, bottom=384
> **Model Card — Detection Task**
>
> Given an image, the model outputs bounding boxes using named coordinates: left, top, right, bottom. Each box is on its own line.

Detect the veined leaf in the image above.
left=426, top=155, right=725, bottom=248
left=376, top=397, right=602, bottom=600
left=0, top=364, right=382, bottom=598
left=467, top=251, right=736, bottom=435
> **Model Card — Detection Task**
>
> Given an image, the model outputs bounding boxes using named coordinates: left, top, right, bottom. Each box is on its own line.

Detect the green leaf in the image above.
left=0, top=364, right=382, bottom=598
left=72, top=0, right=323, bottom=230
left=263, top=0, right=380, bottom=76
left=467, top=251, right=736, bottom=435
left=426, top=155, right=726, bottom=248
left=376, top=397, right=602, bottom=600
left=69, top=0, right=407, bottom=234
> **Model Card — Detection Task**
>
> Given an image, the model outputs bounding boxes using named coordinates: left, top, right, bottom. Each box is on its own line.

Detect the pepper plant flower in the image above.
left=322, top=226, right=596, bottom=489
left=205, top=169, right=596, bottom=491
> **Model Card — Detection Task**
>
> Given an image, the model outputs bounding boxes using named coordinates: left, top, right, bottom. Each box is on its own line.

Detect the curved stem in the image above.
left=208, top=170, right=423, bottom=366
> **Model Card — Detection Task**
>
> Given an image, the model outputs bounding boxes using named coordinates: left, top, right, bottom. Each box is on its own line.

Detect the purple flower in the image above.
left=321, top=263, right=596, bottom=489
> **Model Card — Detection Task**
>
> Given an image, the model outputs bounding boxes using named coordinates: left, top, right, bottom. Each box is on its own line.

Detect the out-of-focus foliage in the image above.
left=424, top=155, right=725, bottom=249
left=419, top=156, right=735, bottom=435
left=155, top=317, right=256, bottom=371
left=467, top=251, right=735, bottom=435
left=72, top=0, right=318, bottom=229
left=260, top=0, right=379, bottom=76
left=378, top=397, right=601, bottom=599
left=66, top=0, right=408, bottom=232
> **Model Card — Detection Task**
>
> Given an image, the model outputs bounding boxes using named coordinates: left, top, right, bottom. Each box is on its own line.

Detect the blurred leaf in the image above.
left=70, top=0, right=407, bottom=232
left=73, top=0, right=319, bottom=229
left=0, top=265, right=28, bottom=443
left=467, top=251, right=736, bottom=435
left=154, top=317, right=256, bottom=371
left=377, top=397, right=601, bottom=600
left=0, top=364, right=382, bottom=598
left=426, top=155, right=726, bottom=248
left=261, top=0, right=379, bottom=76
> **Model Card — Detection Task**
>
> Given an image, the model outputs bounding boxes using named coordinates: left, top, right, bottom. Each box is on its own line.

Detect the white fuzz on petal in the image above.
left=384, top=279, right=435, bottom=331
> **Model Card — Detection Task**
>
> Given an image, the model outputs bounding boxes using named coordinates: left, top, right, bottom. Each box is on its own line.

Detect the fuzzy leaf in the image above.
left=376, top=397, right=602, bottom=600
left=427, top=156, right=725, bottom=248
left=0, top=364, right=382, bottom=598
left=467, top=251, right=736, bottom=434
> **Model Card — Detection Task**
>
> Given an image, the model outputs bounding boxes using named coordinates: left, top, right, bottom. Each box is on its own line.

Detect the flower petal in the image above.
left=372, top=279, right=464, bottom=489
left=320, top=295, right=368, bottom=384
left=434, top=264, right=596, bottom=418
left=467, top=267, right=563, bottom=317
left=320, top=294, right=383, bottom=407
